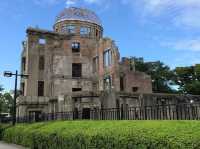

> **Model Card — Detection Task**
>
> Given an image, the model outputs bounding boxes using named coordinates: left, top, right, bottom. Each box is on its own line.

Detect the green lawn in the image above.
left=2, top=121, right=200, bottom=149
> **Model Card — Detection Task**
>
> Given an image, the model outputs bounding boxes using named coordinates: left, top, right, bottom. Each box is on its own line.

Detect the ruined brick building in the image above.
left=17, top=7, right=153, bottom=120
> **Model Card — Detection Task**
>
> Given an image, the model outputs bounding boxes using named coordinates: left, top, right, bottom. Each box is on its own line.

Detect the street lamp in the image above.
left=3, top=70, right=29, bottom=125
left=4, top=71, right=13, bottom=77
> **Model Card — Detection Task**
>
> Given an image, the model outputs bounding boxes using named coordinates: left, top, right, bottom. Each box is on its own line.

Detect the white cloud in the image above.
left=66, top=0, right=77, bottom=7
left=32, top=0, right=108, bottom=9
left=174, top=9, right=200, bottom=29
left=33, top=0, right=78, bottom=8
left=162, top=39, right=200, bottom=52
left=84, top=0, right=111, bottom=12
left=84, top=0, right=108, bottom=7
left=173, top=52, right=200, bottom=68
left=122, top=0, right=200, bottom=29
left=33, top=0, right=60, bottom=6
left=84, top=0, right=98, bottom=4
left=65, top=0, right=103, bottom=8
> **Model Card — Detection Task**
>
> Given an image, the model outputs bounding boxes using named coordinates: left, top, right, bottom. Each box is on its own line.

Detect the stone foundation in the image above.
left=17, top=92, right=200, bottom=120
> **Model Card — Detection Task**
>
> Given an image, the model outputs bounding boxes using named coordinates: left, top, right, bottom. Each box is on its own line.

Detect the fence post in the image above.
left=121, top=106, right=124, bottom=120
left=6, top=102, right=200, bottom=123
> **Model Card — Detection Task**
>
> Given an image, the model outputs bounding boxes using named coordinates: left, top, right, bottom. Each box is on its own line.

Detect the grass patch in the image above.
left=2, top=121, right=200, bottom=149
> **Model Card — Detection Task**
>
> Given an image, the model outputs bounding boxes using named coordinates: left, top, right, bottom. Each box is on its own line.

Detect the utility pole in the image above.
left=4, top=70, right=29, bottom=125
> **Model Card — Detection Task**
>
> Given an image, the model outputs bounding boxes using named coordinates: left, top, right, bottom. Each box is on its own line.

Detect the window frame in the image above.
left=72, top=63, right=82, bottom=78
left=38, top=81, right=44, bottom=97
left=62, top=25, right=76, bottom=34
left=39, top=38, right=46, bottom=45
left=103, top=49, right=112, bottom=68
left=93, top=56, right=99, bottom=73
left=21, top=82, right=25, bottom=96
left=132, top=87, right=138, bottom=93
left=80, top=26, right=90, bottom=37
left=72, top=42, right=80, bottom=53
left=72, top=88, right=82, bottom=92
left=22, top=57, right=26, bottom=72
left=39, top=55, right=45, bottom=70
left=120, top=76, right=125, bottom=91
left=104, top=76, right=112, bottom=90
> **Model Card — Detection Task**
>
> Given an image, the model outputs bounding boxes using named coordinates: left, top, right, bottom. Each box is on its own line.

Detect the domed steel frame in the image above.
left=55, top=7, right=102, bottom=26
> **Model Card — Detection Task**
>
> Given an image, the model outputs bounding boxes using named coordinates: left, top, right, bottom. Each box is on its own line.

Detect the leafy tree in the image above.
left=0, top=85, right=13, bottom=113
left=0, top=85, right=3, bottom=92
left=175, top=67, right=194, bottom=85
left=133, top=57, right=177, bottom=93
left=185, top=81, right=200, bottom=95
left=194, top=64, right=200, bottom=80
left=1, top=93, right=13, bottom=113
left=130, top=57, right=200, bottom=95
left=174, top=65, right=200, bottom=95
left=0, top=85, right=4, bottom=113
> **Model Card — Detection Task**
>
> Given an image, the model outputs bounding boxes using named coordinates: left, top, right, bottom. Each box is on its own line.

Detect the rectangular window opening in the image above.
left=39, top=38, right=46, bottom=44
left=72, top=88, right=82, bottom=92
left=38, top=81, right=44, bottom=96
left=67, top=25, right=76, bottom=34
left=21, top=82, right=25, bottom=96
left=103, top=49, right=112, bottom=67
left=72, top=42, right=80, bottom=53
left=39, top=56, right=45, bottom=70
left=132, top=87, right=138, bottom=93
left=80, top=27, right=90, bottom=37
left=93, top=57, right=99, bottom=73
left=104, top=76, right=112, bottom=90
left=120, top=76, right=124, bottom=91
left=22, top=57, right=26, bottom=72
left=62, top=25, right=76, bottom=34
left=72, top=63, right=82, bottom=78
left=96, top=29, right=99, bottom=38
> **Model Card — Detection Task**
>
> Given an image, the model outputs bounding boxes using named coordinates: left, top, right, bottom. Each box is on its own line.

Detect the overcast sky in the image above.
left=1, top=0, right=200, bottom=91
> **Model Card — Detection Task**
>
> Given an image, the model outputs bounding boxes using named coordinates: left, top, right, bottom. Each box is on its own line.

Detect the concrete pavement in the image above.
left=0, top=142, right=27, bottom=149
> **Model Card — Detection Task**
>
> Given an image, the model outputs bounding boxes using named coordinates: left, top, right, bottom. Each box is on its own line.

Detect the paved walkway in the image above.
left=0, top=142, right=27, bottom=149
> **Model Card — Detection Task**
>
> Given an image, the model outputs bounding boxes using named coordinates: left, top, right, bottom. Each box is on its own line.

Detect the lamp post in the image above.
left=3, top=70, right=29, bottom=125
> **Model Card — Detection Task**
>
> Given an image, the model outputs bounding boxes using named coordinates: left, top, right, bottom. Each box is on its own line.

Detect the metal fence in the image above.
left=1, top=103, right=200, bottom=123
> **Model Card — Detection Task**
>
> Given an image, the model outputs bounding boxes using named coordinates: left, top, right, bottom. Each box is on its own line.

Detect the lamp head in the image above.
left=4, top=71, right=13, bottom=77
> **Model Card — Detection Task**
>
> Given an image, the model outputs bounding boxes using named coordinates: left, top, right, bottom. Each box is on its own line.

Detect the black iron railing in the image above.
left=1, top=103, right=200, bottom=123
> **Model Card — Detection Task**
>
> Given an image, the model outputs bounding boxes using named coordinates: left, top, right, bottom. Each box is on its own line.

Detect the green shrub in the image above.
left=0, top=124, right=10, bottom=140
left=2, top=121, right=200, bottom=149
left=0, top=125, right=3, bottom=140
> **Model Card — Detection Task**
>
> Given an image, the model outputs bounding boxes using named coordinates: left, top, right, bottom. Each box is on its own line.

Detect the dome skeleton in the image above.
left=55, top=7, right=102, bottom=26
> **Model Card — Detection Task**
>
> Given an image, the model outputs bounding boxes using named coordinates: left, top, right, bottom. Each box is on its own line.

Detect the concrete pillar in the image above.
left=58, top=95, right=65, bottom=112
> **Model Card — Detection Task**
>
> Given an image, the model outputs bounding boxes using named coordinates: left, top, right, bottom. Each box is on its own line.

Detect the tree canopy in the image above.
left=0, top=85, right=13, bottom=114
left=132, top=57, right=200, bottom=95
left=133, top=57, right=177, bottom=93
left=174, top=64, right=200, bottom=95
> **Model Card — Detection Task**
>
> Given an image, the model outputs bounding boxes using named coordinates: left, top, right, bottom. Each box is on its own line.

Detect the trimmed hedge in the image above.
left=0, top=124, right=10, bottom=140
left=0, top=125, right=3, bottom=139
left=2, top=121, right=200, bottom=149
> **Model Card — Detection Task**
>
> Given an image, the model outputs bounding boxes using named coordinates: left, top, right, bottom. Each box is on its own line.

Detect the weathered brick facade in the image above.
left=17, top=7, right=152, bottom=120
